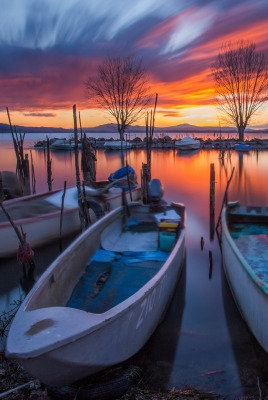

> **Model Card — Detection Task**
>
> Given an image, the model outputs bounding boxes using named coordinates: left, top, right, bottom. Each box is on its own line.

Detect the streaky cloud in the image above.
left=23, top=112, right=57, bottom=117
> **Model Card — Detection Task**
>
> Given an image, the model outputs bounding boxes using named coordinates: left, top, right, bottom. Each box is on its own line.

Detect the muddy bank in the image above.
left=0, top=354, right=262, bottom=399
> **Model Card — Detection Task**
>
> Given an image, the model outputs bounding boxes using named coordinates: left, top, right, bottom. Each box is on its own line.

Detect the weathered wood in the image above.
left=125, top=160, right=133, bottom=201
left=59, top=181, right=67, bottom=253
left=22, top=154, right=30, bottom=195
left=209, top=250, right=213, bottom=279
left=0, top=171, right=3, bottom=201
left=81, top=134, right=96, bottom=183
left=46, top=137, right=53, bottom=191
left=141, top=162, right=150, bottom=204
left=209, top=163, right=215, bottom=240
left=30, top=150, right=36, bottom=194
left=73, top=105, right=90, bottom=231
left=216, top=166, right=235, bottom=237
left=0, top=380, right=36, bottom=399
left=6, top=107, right=29, bottom=194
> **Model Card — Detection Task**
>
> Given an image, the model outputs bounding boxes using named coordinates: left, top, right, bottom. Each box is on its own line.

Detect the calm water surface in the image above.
left=1, top=132, right=268, bottom=398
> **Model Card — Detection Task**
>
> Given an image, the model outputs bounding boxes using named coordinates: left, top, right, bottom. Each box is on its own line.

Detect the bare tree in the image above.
left=212, top=40, right=268, bottom=141
left=85, top=55, right=151, bottom=141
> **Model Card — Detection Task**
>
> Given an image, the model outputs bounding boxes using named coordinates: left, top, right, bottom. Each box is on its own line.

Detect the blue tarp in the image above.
left=91, top=248, right=169, bottom=264
left=108, top=165, right=136, bottom=181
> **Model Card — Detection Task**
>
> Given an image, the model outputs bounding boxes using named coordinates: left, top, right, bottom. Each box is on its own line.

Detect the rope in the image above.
left=17, top=241, right=34, bottom=265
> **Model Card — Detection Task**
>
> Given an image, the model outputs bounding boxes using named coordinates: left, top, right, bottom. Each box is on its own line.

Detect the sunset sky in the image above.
left=0, top=0, right=268, bottom=130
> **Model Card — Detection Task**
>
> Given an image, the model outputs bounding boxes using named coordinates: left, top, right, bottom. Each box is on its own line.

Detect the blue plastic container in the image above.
left=159, top=231, right=176, bottom=252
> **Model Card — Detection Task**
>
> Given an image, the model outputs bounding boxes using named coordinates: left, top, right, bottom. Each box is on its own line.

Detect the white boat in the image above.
left=221, top=201, right=268, bottom=353
left=5, top=180, right=186, bottom=387
left=175, top=137, right=201, bottom=151
left=103, top=140, right=132, bottom=150
left=0, top=181, right=141, bottom=258
left=50, top=138, right=82, bottom=150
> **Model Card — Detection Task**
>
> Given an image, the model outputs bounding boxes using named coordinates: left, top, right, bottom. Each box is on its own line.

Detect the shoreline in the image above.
left=0, top=354, right=256, bottom=399
left=33, top=136, right=268, bottom=150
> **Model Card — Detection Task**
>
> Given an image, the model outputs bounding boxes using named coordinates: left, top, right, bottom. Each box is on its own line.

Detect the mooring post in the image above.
left=22, top=154, right=30, bottom=195
left=46, top=138, right=53, bottom=191
left=209, top=250, right=213, bottom=279
left=209, top=163, right=215, bottom=240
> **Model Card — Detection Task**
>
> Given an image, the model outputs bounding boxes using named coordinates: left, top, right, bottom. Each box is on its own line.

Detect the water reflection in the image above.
left=221, top=265, right=268, bottom=398
left=1, top=139, right=268, bottom=396
left=176, top=149, right=200, bottom=157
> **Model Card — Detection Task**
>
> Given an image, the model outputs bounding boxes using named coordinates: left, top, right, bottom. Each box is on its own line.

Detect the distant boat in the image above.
left=50, top=138, right=82, bottom=150
left=221, top=201, right=268, bottom=353
left=175, top=137, right=201, bottom=151
left=6, top=181, right=186, bottom=387
left=234, top=143, right=252, bottom=152
left=0, top=180, right=141, bottom=258
left=103, top=141, right=132, bottom=151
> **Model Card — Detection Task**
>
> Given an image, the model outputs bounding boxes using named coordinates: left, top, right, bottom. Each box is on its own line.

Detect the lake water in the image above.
left=1, top=132, right=268, bottom=398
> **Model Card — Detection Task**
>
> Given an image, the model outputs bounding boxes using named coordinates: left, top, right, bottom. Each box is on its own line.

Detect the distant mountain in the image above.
left=0, top=122, right=267, bottom=134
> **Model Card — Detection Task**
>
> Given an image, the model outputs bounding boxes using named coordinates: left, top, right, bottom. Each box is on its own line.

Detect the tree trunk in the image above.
left=237, top=125, right=245, bottom=142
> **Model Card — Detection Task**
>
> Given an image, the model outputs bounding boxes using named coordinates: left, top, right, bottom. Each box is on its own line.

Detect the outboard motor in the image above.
left=148, top=179, right=164, bottom=204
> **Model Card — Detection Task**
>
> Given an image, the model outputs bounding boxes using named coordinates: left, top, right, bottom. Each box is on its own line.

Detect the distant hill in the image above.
left=0, top=122, right=267, bottom=134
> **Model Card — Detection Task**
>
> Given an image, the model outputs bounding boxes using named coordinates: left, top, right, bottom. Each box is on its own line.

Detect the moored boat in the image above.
left=5, top=179, right=186, bottom=386
left=234, top=143, right=252, bottom=152
left=103, top=140, right=132, bottom=150
left=0, top=179, right=141, bottom=258
left=175, top=137, right=201, bottom=151
left=50, top=138, right=82, bottom=150
left=221, top=201, right=268, bottom=352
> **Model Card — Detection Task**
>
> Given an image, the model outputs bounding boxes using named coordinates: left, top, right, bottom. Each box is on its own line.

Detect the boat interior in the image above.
left=67, top=203, right=183, bottom=313
left=227, top=202, right=268, bottom=287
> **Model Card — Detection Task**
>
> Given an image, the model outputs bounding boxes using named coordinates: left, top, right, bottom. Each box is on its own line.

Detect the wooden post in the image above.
left=79, top=111, right=83, bottom=141
left=73, top=105, right=90, bottom=231
left=215, top=166, right=235, bottom=238
left=125, top=160, right=133, bottom=202
left=81, top=134, right=96, bottom=183
left=0, top=171, right=3, bottom=200
left=141, top=162, right=150, bottom=204
left=30, top=151, right=36, bottom=194
left=6, top=108, right=24, bottom=183
left=46, top=137, right=53, bottom=191
left=209, top=163, right=215, bottom=240
left=209, top=250, right=213, bottom=279
left=22, top=154, right=30, bottom=195
left=59, top=181, right=67, bottom=253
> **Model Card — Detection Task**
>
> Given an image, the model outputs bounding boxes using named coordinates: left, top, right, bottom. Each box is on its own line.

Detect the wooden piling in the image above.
left=0, top=172, right=3, bottom=201
left=141, top=163, right=150, bottom=204
left=215, top=166, right=235, bottom=238
left=22, top=154, right=30, bottom=195
left=30, top=151, right=36, bottom=194
left=209, top=163, right=215, bottom=240
left=125, top=160, right=133, bottom=201
left=59, top=181, right=67, bottom=253
left=209, top=250, right=213, bottom=279
left=81, top=134, right=96, bottom=183
left=46, top=137, right=53, bottom=191
left=73, top=105, right=90, bottom=231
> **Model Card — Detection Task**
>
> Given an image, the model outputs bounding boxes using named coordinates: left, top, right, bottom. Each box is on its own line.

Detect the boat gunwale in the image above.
left=222, top=205, right=268, bottom=295
left=8, top=204, right=186, bottom=358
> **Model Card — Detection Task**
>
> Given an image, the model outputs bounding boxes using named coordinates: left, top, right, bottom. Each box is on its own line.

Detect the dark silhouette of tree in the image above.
left=212, top=40, right=268, bottom=141
left=85, top=55, right=151, bottom=141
